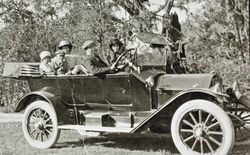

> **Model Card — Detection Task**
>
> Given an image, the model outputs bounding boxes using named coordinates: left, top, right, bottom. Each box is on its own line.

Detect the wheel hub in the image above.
left=34, top=119, right=45, bottom=130
left=195, top=128, right=203, bottom=137
left=194, top=124, right=208, bottom=139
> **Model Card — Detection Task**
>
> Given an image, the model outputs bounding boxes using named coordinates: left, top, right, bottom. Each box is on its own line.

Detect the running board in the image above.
left=58, top=125, right=133, bottom=133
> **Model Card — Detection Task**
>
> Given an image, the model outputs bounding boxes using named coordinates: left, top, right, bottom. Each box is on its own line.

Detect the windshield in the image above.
left=136, top=45, right=166, bottom=66
left=127, top=32, right=167, bottom=66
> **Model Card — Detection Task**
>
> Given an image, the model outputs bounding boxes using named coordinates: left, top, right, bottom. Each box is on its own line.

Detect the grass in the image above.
left=0, top=122, right=250, bottom=155
left=0, top=122, right=178, bottom=155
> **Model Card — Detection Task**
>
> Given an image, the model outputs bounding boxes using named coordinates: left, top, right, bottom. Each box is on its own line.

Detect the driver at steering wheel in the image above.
left=107, top=38, right=138, bottom=73
left=107, top=39, right=124, bottom=65
left=70, top=40, right=118, bottom=75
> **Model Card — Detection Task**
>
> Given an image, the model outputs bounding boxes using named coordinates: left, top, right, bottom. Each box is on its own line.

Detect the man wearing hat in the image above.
left=51, top=49, right=71, bottom=75
left=71, top=40, right=116, bottom=75
left=39, top=51, right=54, bottom=74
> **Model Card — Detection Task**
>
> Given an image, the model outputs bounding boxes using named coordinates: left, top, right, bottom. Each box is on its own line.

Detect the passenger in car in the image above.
left=51, top=50, right=71, bottom=75
left=58, top=40, right=73, bottom=54
left=83, top=40, right=114, bottom=74
left=70, top=40, right=117, bottom=75
left=57, top=40, right=83, bottom=69
left=39, top=51, right=55, bottom=74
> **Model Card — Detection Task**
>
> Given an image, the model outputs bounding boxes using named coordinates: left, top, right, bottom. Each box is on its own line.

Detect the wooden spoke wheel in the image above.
left=171, top=100, right=234, bottom=155
left=22, top=101, right=60, bottom=149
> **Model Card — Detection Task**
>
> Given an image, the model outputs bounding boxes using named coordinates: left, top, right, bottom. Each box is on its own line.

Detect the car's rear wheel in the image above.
left=22, top=100, right=60, bottom=149
left=171, top=99, right=235, bottom=155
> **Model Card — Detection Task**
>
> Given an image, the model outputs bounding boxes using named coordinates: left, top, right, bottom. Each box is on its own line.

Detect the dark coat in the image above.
left=81, top=55, right=111, bottom=75
left=51, top=57, right=70, bottom=75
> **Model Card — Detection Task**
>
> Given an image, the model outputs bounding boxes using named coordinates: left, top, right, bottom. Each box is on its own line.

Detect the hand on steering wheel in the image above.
left=110, top=48, right=135, bottom=71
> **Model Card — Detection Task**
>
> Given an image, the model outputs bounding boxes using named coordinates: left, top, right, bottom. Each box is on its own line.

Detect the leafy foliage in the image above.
left=178, top=0, right=249, bottom=87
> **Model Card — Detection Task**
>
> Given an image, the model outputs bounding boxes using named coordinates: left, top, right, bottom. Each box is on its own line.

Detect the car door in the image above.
left=56, top=76, right=86, bottom=106
left=81, top=75, right=108, bottom=109
left=80, top=73, right=133, bottom=111
left=102, top=72, right=133, bottom=111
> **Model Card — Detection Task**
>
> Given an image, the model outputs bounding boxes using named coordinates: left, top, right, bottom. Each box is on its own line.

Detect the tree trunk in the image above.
left=162, top=0, right=174, bottom=36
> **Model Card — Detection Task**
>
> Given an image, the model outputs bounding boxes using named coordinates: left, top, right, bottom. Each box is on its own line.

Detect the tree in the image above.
left=175, top=0, right=249, bottom=85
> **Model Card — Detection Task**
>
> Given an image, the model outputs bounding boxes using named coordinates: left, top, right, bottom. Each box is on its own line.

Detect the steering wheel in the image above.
left=111, top=48, right=135, bottom=70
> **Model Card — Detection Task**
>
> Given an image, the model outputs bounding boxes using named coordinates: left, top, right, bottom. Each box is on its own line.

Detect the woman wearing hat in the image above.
left=107, top=39, right=124, bottom=65
left=58, top=40, right=83, bottom=69
left=58, top=40, right=73, bottom=54
left=39, top=51, right=55, bottom=74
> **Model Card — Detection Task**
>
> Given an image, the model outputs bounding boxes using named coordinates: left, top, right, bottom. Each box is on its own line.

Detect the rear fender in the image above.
left=131, top=89, right=223, bottom=133
left=15, top=91, right=68, bottom=121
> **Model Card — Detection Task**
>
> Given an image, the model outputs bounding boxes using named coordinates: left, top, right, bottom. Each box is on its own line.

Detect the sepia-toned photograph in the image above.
left=0, top=0, right=249, bottom=154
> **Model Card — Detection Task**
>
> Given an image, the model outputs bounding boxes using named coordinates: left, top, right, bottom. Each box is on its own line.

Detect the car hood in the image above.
left=156, top=74, right=214, bottom=91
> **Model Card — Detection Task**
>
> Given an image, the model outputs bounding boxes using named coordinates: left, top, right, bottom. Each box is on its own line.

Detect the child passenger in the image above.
left=39, top=51, right=55, bottom=74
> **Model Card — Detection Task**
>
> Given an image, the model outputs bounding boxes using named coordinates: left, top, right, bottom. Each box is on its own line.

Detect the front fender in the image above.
left=15, top=91, right=68, bottom=122
left=131, top=89, right=225, bottom=133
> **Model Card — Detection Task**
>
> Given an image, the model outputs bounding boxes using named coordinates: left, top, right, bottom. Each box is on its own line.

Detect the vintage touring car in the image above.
left=2, top=33, right=250, bottom=155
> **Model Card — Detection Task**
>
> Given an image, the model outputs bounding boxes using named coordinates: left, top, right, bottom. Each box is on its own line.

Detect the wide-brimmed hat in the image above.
left=40, top=51, right=51, bottom=60
left=55, top=49, right=66, bottom=55
left=82, top=40, right=94, bottom=49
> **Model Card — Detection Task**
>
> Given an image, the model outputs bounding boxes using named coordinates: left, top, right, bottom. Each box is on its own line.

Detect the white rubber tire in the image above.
left=22, top=100, right=60, bottom=149
left=171, top=99, right=235, bottom=155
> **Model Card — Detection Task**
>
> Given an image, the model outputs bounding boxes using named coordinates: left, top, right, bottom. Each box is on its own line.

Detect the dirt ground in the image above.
left=0, top=113, right=250, bottom=155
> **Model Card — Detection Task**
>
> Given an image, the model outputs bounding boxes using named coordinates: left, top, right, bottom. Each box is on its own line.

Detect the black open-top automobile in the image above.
left=2, top=33, right=250, bottom=155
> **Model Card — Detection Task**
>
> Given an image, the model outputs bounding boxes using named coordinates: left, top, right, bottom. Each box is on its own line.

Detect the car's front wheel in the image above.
left=22, top=100, right=60, bottom=149
left=171, top=99, right=235, bottom=155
